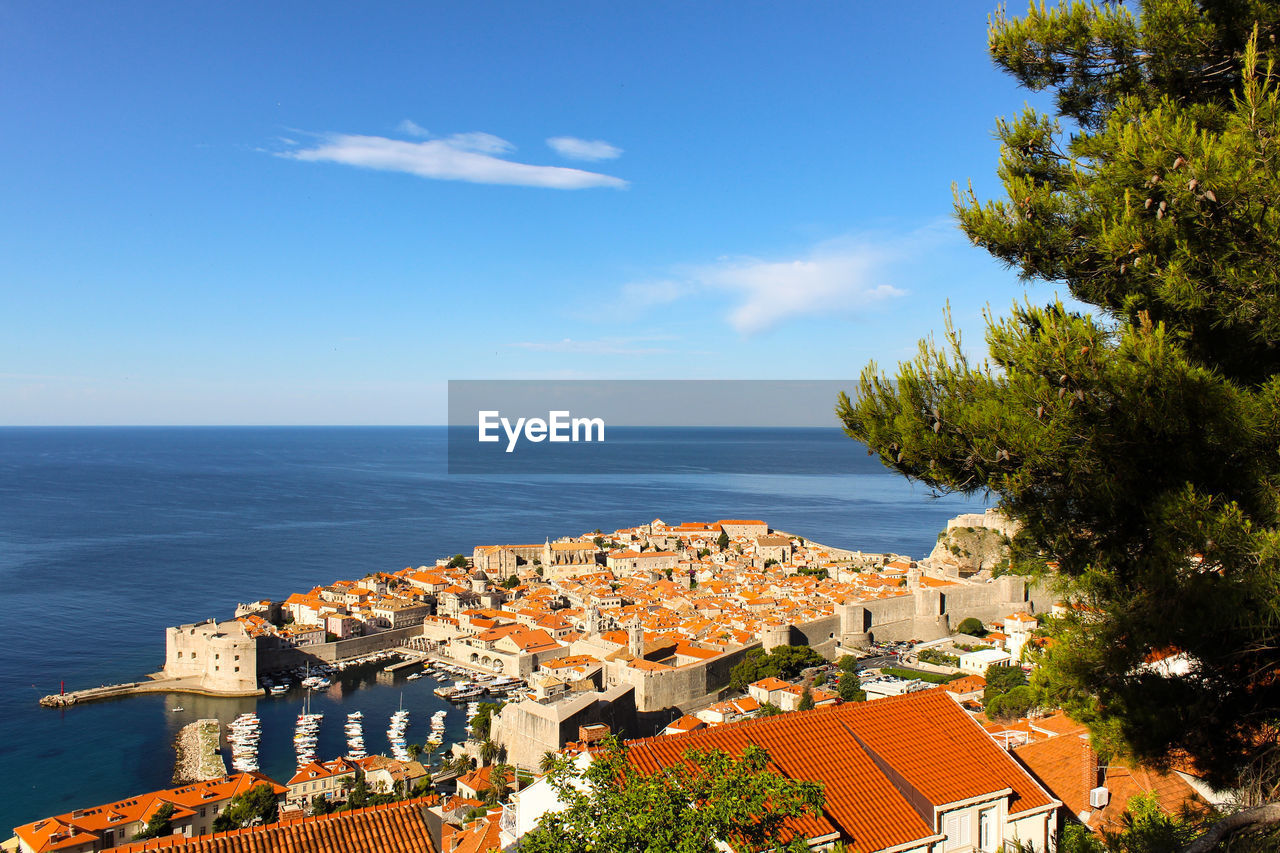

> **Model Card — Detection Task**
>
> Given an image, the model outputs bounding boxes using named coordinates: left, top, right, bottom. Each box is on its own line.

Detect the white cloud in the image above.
left=547, top=136, right=623, bottom=161
left=280, top=130, right=628, bottom=190
left=692, top=241, right=905, bottom=333
left=511, top=336, right=675, bottom=356
left=609, top=236, right=913, bottom=334
left=397, top=119, right=431, bottom=138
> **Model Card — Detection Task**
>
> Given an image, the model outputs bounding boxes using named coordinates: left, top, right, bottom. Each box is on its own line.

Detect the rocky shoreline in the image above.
left=172, top=719, right=226, bottom=784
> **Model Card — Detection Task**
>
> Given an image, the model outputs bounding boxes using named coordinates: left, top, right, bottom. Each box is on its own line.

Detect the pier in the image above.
left=39, top=676, right=262, bottom=708
left=383, top=647, right=430, bottom=673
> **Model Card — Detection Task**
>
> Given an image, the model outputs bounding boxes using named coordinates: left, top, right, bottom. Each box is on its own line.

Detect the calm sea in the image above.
left=0, top=426, right=982, bottom=833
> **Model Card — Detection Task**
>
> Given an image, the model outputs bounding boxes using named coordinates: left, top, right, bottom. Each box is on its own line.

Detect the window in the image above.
left=944, top=811, right=972, bottom=851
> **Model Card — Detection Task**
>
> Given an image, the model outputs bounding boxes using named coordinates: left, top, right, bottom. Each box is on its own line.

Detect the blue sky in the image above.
left=1, top=1, right=1061, bottom=425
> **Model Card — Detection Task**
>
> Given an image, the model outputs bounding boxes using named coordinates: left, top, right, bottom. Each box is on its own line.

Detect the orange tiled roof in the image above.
left=448, top=813, right=503, bottom=853
left=625, top=690, right=1057, bottom=851
left=1013, top=731, right=1093, bottom=819
left=287, top=757, right=358, bottom=786
left=1015, top=730, right=1205, bottom=834
left=942, top=675, right=986, bottom=695
left=114, top=797, right=438, bottom=853
left=16, top=774, right=288, bottom=853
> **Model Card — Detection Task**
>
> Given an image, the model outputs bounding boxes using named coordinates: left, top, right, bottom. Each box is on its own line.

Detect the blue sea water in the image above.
left=0, top=426, right=983, bottom=833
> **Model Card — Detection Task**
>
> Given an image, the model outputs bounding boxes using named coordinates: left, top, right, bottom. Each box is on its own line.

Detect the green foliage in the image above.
left=797, top=686, right=814, bottom=711
left=836, top=655, right=859, bottom=674
left=918, top=648, right=961, bottom=667
left=717, top=530, right=730, bottom=550
left=1056, top=823, right=1106, bottom=853
left=211, top=783, right=279, bottom=832
left=469, top=701, right=505, bottom=742
left=483, top=762, right=515, bottom=806
left=955, top=617, right=986, bottom=637
left=763, top=558, right=779, bottom=568
left=310, top=795, right=332, bottom=816
left=813, top=672, right=827, bottom=686
left=521, top=737, right=823, bottom=853
left=345, top=777, right=371, bottom=810
left=593, top=536, right=605, bottom=549
left=132, top=802, right=175, bottom=840
left=758, top=702, right=784, bottom=717
left=447, top=554, right=468, bottom=569
left=1099, top=792, right=1201, bottom=853
left=880, top=666, right=962, bottom=685
left=697, top=548, right=711, bottom=559
left=983, top=664, right=1029, bottom=707
left=728, top=645, right=825, bottom=691
left=837, top=0, right=1280, bottom=790
left=796, top=565, right=829, bottom=580
left=986, top=685, right=1037, bottom=721
left=501, top=574, right=520, bottom=589
left=837, top=677, right=865, bottom=703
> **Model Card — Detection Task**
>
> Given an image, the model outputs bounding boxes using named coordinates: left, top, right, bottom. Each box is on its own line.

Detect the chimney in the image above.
left=1081, top=734, right=1100, bottom=795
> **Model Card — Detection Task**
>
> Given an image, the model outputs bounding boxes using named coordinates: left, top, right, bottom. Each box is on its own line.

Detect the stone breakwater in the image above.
left=172, top=719, right=225, bottom=784
left=39, top=675, right=262, bottom=707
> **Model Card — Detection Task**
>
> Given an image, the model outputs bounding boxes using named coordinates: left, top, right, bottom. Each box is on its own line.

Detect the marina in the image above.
left=226, top=712, right=261, bottom=773
left=344, top=711, right=366, bottom=760
left=387, top=702, right=410, bottom=763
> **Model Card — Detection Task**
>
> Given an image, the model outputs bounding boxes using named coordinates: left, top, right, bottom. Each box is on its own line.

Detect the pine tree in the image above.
left=838, top=3, right=1280, bottom=831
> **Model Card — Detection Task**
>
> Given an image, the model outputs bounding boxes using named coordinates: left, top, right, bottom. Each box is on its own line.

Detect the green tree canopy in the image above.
left=728, top=646, right=825, bottom=691
left=837, top=677, right=865, bottom=703
left=983, top=664, right=1029, bottom=707
left=838, top=0, right=1280, bottom=800
left=520, top=737, right=823, bottom=853
left=470, top=701, right=505, bottom=742
left=211, top=783, right=279, bottom=832
left=986, top=685, right=1038, bottom=722
left=132, top=803, right=175, bottom=841
left=955, top=617, right=986, bottom=636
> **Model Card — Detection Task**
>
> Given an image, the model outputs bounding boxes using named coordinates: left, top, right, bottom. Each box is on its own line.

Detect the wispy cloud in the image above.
left=396, top=119, right=431, bottom=138
left=547, top=136, right=623, bottom=161
left=611, top=236, right=910, bottom=334
left=511, top=335, right=675, bottom=356
left=693, top=239, right=905, bottom=333
left=278, top=128, right=628, bottom=190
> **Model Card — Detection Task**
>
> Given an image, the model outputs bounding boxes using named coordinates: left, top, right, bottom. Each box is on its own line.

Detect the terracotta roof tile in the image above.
left=625, top=690, right=1056, bottom=851
left=113, top=797, right=437, bottom=853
